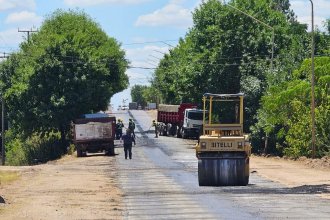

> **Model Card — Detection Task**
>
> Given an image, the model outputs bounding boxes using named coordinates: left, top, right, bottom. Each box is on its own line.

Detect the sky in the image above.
left=0, top=0, right=329, bottom=110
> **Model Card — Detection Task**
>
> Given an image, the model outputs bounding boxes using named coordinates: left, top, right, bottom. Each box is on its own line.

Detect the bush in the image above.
left=67, top=144, right=76, bottom=155
left=5, top=136, right=29, bottom=166
left=5, top=129, right=67, bottom=165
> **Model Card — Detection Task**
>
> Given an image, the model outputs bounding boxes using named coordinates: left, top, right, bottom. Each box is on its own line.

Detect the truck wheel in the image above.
left=177, top=128, right=182, bottom=138
left=170, top=126, right=177, bottom=136
left=77, top=149, right=83, bottom=157
left=109, top=146, right=115, bottom=156
left=182, top=129, right=187, bottom=139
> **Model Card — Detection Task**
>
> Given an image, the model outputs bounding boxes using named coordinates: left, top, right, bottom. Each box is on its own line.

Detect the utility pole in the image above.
left=18, top=28, right=38, bottom=41
left=0, top=52, right=9, bottom=59
left=309, top=0, right=316, bottom=158
left=0, top=52, right=9, bottom=165
left=1, top=93, right=4, bottom=165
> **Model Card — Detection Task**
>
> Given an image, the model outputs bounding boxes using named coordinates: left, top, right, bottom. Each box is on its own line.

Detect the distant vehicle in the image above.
left=117, top=105, right=122, bottom=111
left=157, top=103, right=204, bottom=138
left=72, top=113, right=116, bottom=157
left=106, top=104, right=113, bottom=113
left=147, top=103, right=157, bottom=110
left=121, top=105, right=129, bottom=110
left=129, top=102, right=137, bottom=110
left=138, top=105, right=142, bottom=110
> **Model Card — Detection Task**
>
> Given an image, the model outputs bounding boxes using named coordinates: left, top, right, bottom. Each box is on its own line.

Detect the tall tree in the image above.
left=131, top=85, right=148, bottom=107
left=1, top=10, right=129, bottom=142
left=151, top=0, right=302, bottom=129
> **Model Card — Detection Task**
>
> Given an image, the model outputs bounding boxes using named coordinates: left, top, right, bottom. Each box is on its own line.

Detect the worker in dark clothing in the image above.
left=128, top=118, right=136, bottom=138
left=152, top=120, right=159, bottom=138
left=121, top=129, right=136, bottom=159
left=116, top=119, right=124, bottom=140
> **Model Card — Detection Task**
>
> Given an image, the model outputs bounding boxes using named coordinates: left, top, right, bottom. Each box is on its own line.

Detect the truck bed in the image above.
left=157, top=103, right=197, bottom=124
left=73, top=114, right=116, bottom=156
left=75, top=122, right=113, bottom=142
left=74, top=116, right=116, bottom=142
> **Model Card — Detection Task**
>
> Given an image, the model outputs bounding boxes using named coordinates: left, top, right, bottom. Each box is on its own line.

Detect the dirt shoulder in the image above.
left=251, top=155, right=330, bottom=199
left=250, top=156, right=330, bottom=187
left=0, top=154, right=123, bottom=220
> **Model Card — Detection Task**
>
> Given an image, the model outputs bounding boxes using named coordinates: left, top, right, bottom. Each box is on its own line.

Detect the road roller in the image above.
left=196, top=93, right=251, bottom=186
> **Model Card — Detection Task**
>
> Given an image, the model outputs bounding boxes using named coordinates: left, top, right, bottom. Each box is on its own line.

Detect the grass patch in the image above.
left=0, top=171, right=20, bottom=186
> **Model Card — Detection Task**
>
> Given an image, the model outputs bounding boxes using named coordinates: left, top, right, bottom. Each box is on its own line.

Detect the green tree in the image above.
left=1, top=10, right=128, bottom=143
left=142, top=86, right=162, bottom=104
left=151, top=0, right=305, bottom=130
left=131, top=84, right=162, bottom=107
left=325, top=18, right=330, bottom=33
left=252, top=57, right=330, bottom=157
left=131, top=85, right=148, bottom=107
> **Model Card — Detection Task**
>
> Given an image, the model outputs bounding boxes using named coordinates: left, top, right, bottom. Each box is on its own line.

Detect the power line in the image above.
left=18, top=28, right=38, bottom=41
left=161, top=41, right=175, bottom=48
left=153, top=50, right=169, bottom=56
left=147, top=58, right=159, bottom=63
left=1, top=50, right=327, bottom=71
left=123, top=39, right=178, bottom=46
left=129, top=66, right=156, bottom=70
left=149, top=55, right=162, bottom=60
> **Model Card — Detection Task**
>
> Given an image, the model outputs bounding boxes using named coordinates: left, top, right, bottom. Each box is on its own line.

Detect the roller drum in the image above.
left=198, top=153, right=249, bottom=186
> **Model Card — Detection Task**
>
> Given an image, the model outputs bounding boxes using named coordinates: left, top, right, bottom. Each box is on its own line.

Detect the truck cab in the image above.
left=182, top=109, right=204, bottom=138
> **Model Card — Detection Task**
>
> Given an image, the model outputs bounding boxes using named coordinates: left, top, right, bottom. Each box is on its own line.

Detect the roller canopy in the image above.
left=203, top=93, right=244, bottom=99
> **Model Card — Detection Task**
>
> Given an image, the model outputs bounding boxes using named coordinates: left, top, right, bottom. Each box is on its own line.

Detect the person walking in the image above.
left=128, top=118, right=136, bottom=138
left=116, top=119, right=124, bottom=140
left=152, top=120, right=159, bottom=138
left=121, top=129, right=136, bottom=159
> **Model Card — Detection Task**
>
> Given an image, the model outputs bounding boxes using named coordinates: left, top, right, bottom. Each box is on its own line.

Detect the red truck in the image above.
left=73, top=113, right=116, bottom=157
left=157, top=103, right=204, bottom=138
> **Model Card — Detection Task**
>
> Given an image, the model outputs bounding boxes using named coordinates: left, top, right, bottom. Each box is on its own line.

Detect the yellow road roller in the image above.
left=196, top=93, right=251, bottom=186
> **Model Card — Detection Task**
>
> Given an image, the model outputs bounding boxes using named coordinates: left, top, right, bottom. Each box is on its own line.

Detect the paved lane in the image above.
left=113, top=110, right=330, bottom=220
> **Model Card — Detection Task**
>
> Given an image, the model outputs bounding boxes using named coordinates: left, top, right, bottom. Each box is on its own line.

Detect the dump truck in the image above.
left=196, top=93, right=251, bottom=186
left=146, top=102, right=156, bottom=110
left=157, top=103, right=204, bottom=138
left=129, top=102, right=137, bottom=110
left=73, top=113, right=116, bottom=157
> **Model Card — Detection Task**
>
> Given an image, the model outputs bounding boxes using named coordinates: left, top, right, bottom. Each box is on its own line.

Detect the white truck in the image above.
left=157, top=103, right=204, bottom=138
left=181, top=108, right=204, bottom=138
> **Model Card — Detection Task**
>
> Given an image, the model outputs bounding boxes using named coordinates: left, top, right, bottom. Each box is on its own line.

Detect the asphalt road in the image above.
left=114, top=110, right=330, bottom=220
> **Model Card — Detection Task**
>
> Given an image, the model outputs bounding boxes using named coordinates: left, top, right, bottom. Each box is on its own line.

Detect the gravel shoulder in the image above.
left=250, top=155, right=330, bottom=199
left=0, top=154, right=123, bottom=220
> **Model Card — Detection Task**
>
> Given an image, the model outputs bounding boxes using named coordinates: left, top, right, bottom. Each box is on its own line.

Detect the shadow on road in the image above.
left=219, top=184, right=330, bottom=195
left=84, top=153, right=119, bottom=157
